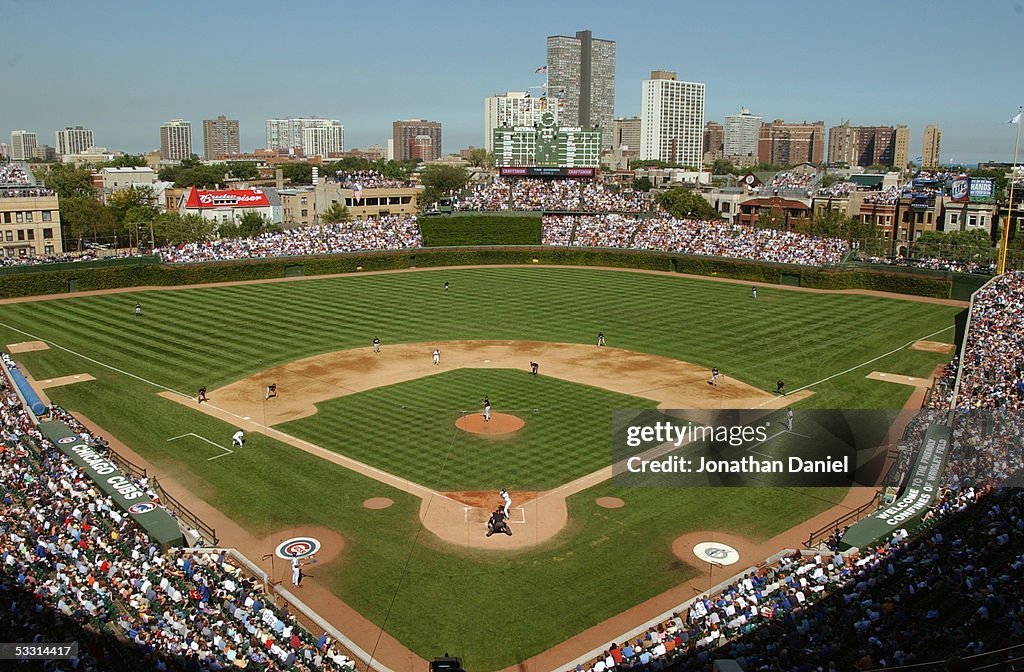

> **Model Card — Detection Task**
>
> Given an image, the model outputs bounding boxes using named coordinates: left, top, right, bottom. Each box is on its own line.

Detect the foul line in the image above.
left=0, top=321, right=191, bottom=399
left=754, top=325, right=955, bottom=407
left=168, top=432, right=233, bottom=461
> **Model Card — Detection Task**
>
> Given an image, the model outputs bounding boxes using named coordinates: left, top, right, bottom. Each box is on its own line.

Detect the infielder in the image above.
left=265, top=383, right=277, bottom=400
left=500, top=488, right=512, bottom=518
left=372, top=337, right=380, bottom=353
left=710, top=368, right=720, bottom=386
left=483, top=397, right=491, bottom=422
left=232, top=430, right=245, bottom=447
left=197, top=387, right=208, bottom=404
left=432, top=349, right=440, bottom=366
left=597, top=332, right=606, bottom=346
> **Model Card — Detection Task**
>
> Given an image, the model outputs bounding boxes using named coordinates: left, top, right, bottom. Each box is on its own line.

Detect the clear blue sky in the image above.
left=3, top=0, right=1023, bottom=165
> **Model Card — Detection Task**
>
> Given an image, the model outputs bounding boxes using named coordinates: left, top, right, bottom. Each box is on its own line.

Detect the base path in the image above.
left=169, top=341, right=805, bottom=551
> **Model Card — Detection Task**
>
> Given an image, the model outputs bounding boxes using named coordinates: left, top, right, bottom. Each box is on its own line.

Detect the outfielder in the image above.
left=135, top=302, right=143, bottom=317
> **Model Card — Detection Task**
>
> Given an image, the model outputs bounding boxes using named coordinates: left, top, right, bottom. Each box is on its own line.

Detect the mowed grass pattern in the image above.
left=0, top=267, right=960, bottom=410
left=0, top=267, right=962, bottom=670
left=279, top=368, right=658, bottom=490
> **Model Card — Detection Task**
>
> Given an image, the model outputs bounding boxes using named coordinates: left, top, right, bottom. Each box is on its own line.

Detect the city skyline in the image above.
left=2, top=0, right=1022, bottom=165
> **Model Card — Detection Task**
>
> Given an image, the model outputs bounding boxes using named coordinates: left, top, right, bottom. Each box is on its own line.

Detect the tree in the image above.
left=160, top=162, right=230, bottom=188
left=235, top=211, right=278, bottom=238
left=280, top=163, right=313, bottom=185
left=914, top=230, right=994, bottom=264
left=711, top=159, right=737, bottom=175
left=34, top=163, right=95, bottom=198
left=228, top=162, right=259, bottom=180
left=466, top=148, right=491, bottom=168
left=653, top=187, right=720, bottom=220
left=321, top=201, right=351, bottom=224
left=151, top=212, right=215, bottom=246
left=419, top=165, right=469, bottom=207
left=632, top=176, right=653, bottom=192
left=820, top=173, right=844, bottom=188
left=103, top=155, right=148, bottom=168
left=58, top=196, right=115, bottom=248
left=754, top=207, right=787, bottom=230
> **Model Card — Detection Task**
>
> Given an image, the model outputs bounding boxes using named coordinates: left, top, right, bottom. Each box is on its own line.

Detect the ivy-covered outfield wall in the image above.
left=0, top=246, right=954, bottom=300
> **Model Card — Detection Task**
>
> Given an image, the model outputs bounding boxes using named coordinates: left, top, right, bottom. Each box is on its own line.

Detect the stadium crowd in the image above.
left=155, top=216, right=422, bottom=263
left=0, top=162, right=54, bottom=197
left=861, top=186, right=901, bottom=205
left=764, top=170, right=818, bottom=195
left=331, top=170, right=413, bottom=189
left=571, top=270, right=1024, bottom=672
left=541, top=214, right=849, bottom=266
left=0, top=358, right=356, bottom=671
left=815, top=182, right=853, bottom=197
left=454, top=178, right=649, bottom=213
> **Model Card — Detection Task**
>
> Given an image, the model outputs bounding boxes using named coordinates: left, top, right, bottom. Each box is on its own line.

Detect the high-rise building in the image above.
left=392, top=120, right=441, bottom=162
left=160, top=120, right=193, bottom=161
left=203, top=115, right=240, bottom=159
left=611, top=117, right=641, bottom=151
left=704, top=122, right=724, bottom=159
left=757, top=120, right=826, bottom=166
left=484, top=92, right=562, bottom=153
left=55, top=127, right=94, bottom=161
left=826, top=123, right=909, bottom=168
left=724, top=108, right=762, bottom=157
left=922, top=125, right=942, bottom=168
left=265, top=118, right=344, bottom=158
left=302, top=123, right=344, bottom=159
left=547, top=30, right=615, bottom=146
left=10, top=131, right=38, bottom=161
left=640, top=70, right=705, bottom=167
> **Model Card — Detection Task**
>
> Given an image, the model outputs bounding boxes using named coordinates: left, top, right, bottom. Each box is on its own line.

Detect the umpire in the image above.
left=485, top=506, right=512, bottom=537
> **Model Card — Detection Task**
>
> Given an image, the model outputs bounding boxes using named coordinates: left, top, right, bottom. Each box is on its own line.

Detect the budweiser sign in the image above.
left=186, top=188, right=271, bottom=208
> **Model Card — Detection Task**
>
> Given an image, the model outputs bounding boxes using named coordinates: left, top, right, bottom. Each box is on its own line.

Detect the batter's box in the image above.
left=463, top=506, right=526, bottom=524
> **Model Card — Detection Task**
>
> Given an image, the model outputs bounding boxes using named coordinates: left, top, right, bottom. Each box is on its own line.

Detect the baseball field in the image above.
left=0, top=265, right=962, bottom=670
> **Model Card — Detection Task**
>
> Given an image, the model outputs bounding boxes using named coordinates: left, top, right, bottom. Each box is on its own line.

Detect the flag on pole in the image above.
left=1008, top=110, right=1022, bottom=125
left=534, top=66, right=547, bottom=74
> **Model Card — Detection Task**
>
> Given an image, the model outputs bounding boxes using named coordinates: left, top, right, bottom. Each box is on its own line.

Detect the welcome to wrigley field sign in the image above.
left=839, top=424, right=951, bottom=551
left=39, top=420, right=184, bottom=547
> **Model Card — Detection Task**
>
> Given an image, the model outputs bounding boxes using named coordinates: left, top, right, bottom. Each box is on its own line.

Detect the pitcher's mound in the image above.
left=456, top=412, right=525, bottom=436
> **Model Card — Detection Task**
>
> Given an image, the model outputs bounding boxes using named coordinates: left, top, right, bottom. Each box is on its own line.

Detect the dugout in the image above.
left=38, top=420, right=184, bottom=547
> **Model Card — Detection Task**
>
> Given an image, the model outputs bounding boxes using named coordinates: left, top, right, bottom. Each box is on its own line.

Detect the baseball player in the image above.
left=485, top=506, right=512, bottom=537
left=291, top=552, right=303, bottom=586
left=710, top=368, right=720, bottom=386
left=500, top=488, right=512, bottom=518
left=776, top=380, right=786, bottom=396
left=265, top=383, right=277, bottom=400
left=232, top=430, right=245, bottom=447
left=751, top=286, right=758, bottom=299
left=597, top=331, right=606, bottom=346
left=372, top=337, right=380, bottom=353
left=197, top=387, right=208, bottom=404
left=530, top=361, right=539, bottom=376
left=444, top=281, right=449, bottom=292
left=483, top=397, right=491, bottom=422
left=786, top=408, right=794, bottom=432
left=432, top=349, right=440, bottom=366
left=135, top=302, right=143, bottom=317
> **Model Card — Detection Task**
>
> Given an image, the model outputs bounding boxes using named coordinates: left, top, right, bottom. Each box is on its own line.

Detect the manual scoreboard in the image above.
left=493, top=111, right=602, bottom=169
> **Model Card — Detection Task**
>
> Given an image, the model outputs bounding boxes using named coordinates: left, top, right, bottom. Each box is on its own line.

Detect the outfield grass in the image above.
left=0, top=267, right=961, bottom=670
left=279, top=368, right=658, bottom=490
